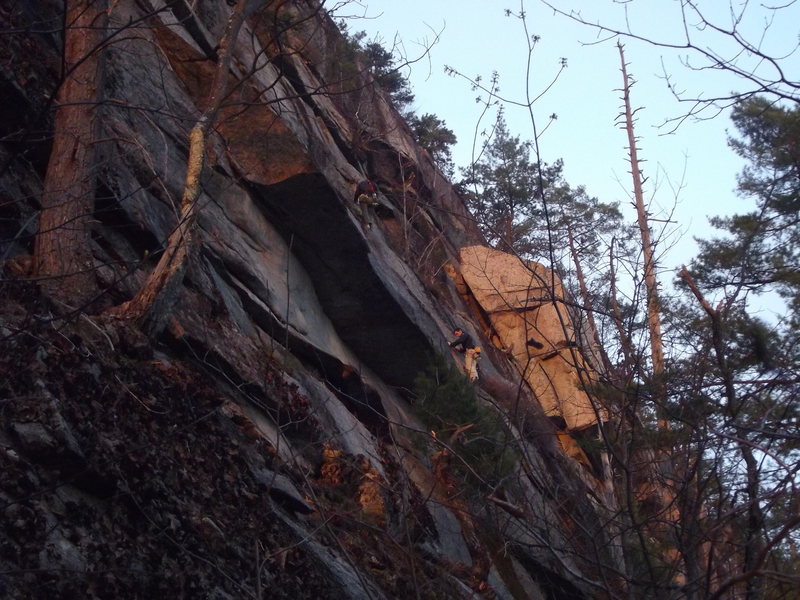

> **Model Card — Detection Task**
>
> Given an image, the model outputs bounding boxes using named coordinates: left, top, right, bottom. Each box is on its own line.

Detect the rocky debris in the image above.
left=0, top=293, right=438, bottom=598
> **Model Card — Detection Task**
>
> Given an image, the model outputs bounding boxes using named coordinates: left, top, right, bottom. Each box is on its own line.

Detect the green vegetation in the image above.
left=408, top=113, right=457, bottom=177
left=337, top=21, right=458, bottom=179
left=458, top=114, right=546, bottom=256
left=412, top=355, right=516, bottom=491
left=336, top=23, right=415, bottom=109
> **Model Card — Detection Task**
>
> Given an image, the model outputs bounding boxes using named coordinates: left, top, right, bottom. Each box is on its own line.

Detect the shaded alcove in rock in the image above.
left=275, top=327, right=390, bottom=436
left=93, top=183, right=162, bottom=264
left=513, top=551, right=592, bottom=600
left=0, top=77, right=52, bottom=175
left=185, top=249, right=391, bottom=437
left=252, top=172, right=436, bottom=391
left=324, top=362, right=388, bottom=438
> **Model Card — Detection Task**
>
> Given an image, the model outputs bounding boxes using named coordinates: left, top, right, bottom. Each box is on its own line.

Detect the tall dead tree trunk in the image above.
left=617, top=43, right=695, bottom=591
left=34, top=0, right=108, bottom=309
left=617, top=42, right=666, bottom=418
left=114, top=2, right=248, bottom=337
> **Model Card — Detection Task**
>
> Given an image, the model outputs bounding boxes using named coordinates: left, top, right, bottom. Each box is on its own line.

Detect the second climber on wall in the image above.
left=449, top=327, right=480, bottom=382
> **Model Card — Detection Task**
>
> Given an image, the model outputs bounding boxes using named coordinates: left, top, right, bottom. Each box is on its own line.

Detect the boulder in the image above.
left=459, top=246, right=602, bottom=430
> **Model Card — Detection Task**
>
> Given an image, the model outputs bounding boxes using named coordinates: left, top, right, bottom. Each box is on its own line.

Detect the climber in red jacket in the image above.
left=353, top=179, right=379, bottom=230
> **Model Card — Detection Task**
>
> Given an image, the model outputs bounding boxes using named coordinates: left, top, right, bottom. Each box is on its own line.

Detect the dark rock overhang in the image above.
left=252, top=172, right=434, bottom=389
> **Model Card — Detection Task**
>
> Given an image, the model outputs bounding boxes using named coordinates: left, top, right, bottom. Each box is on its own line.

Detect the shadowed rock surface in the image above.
left=0, top=1, right=623, bottom=598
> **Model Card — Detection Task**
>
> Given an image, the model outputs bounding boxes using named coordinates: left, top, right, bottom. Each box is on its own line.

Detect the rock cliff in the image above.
left=1, top=1, right=621, bottom=598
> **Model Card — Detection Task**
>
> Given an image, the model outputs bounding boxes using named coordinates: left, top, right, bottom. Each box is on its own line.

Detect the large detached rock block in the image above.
left=459, top=246, right=602, bottom=430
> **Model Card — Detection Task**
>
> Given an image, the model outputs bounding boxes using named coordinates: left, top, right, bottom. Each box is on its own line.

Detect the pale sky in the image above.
left=342, top=0, right=799, bottom=276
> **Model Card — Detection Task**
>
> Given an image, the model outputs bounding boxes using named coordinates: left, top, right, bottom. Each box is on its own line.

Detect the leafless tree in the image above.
left=537, top=0, right=800, bottom=127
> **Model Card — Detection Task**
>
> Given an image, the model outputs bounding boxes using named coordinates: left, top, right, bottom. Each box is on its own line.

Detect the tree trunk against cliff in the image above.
left=114, top=2, right=247, bottom=337
left=618, top=43, right=666, bottom=419
left=34, top=0, right=107, bottom=309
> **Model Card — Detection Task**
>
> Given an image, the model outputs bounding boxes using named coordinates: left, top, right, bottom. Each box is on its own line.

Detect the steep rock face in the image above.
left=0, top=1, right=622, bottom=598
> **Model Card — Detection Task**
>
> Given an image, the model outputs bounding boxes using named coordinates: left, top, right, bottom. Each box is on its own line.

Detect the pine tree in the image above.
left=692, top=97, right=800, bottom=324
left=459, top=115, right=550, bottom=256
left=671, top=97, right=800, bottom=598
left=409, top=113, right=457, bottom=177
